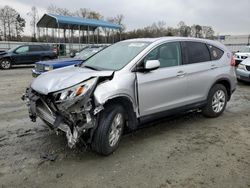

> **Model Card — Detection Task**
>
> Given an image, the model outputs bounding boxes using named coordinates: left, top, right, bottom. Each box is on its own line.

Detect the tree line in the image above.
left=125, top=21, right=214, bottom=40
left=0, top=6, right=26, bottom=41
left=0, top=4, right=215, bottom=43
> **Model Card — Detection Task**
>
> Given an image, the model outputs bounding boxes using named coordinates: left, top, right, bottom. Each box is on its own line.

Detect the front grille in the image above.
left=36, top=100, right=56, bottom=125
left=36, top=64, right=44, bottom=71
left=246, top=66, right=250, bottom=71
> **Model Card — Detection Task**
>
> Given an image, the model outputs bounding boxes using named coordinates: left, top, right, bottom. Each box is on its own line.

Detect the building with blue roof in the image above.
left=37, top=14, right=121, bottom=30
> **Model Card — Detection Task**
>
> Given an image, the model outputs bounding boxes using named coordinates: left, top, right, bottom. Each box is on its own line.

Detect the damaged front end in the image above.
left=22, top=77, right=102, bottom=148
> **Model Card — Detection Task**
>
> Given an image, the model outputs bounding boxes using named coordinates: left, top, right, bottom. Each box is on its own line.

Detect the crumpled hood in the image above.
left=31, top=66, right=113, bottom=94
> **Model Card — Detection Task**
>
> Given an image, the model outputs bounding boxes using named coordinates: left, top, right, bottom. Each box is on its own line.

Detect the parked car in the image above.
left=23, top=37, right=237, bottom=155
left=236, top=58, right=250, bottom=82
left=69, top=45, right=108, bottom=57
left=0, top=45, right=57, bottom=69
left=234, top=46, right=250, bottom=66
left=32, top=46, right=105, bottom=77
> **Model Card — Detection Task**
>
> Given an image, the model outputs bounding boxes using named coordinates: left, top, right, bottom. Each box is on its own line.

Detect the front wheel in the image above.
left=0, top=58, right=12, bottom=69
left=92, top=104, right=125, bottom=155
left=202, top=84, right=228, bottom=118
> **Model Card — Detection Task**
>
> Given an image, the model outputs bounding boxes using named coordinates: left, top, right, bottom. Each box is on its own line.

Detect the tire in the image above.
left=202, top=84, right=228, bottom=118
left=92, top=104, right=125, bottom=156
left=0, top=58, right=12, bottom=69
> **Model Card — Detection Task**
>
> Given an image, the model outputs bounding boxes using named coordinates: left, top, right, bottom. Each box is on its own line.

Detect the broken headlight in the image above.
left=53, top=78, right=97, bottom=103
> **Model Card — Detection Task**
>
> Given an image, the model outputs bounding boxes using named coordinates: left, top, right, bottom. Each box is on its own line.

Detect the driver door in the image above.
left=136, top=42, right=189, bottom=117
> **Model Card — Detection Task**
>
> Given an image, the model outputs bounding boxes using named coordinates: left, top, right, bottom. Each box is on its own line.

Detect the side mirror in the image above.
left=144, top=60, right=160, bottom=71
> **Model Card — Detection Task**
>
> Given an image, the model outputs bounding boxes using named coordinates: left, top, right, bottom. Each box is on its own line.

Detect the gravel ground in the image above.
left=0, top=67, right=250, bottom=188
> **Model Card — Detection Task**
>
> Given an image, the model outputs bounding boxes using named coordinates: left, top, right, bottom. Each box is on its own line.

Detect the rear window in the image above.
left=183, top=41, right=210, bottom=64
left=29, top=45, right=44, bottom=52
left=41, top=45, right=53, bottom=51
left=207, top=45, right=224, bottom=60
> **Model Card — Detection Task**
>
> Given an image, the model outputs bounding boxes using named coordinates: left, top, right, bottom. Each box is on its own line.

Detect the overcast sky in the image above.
left=1, top=0, right=250, bottom=35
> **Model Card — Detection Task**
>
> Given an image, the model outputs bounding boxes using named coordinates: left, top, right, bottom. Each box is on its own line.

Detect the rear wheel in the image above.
left=0, top=58, right=12, bottom=69
left=202, top=84, right=227, bottom=118
left=92, top=104, right=125, bottom=155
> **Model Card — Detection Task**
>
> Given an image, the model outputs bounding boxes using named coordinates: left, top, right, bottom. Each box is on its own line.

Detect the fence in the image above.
left=1, top=35, right=250, bottom=54
left=0, top=41, right=108, bottom=55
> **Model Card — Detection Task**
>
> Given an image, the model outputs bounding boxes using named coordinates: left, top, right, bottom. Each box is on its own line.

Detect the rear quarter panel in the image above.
left=208, top=49, right=237, bottom=97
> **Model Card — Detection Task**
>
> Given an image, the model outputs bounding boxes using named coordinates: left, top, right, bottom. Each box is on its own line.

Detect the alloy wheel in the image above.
left=212, top=90, right=226, bottom=113
left=108, top=113, right=123, bottom=147
left=1, top=60, right=11, bottom=69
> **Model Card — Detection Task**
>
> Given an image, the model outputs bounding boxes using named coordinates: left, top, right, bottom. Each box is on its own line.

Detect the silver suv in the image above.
left=23, top=37, right=237, bottom=155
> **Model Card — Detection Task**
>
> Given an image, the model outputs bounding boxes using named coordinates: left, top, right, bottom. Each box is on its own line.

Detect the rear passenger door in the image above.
left=181, top=41, right=213, bottom=103
left=137, top=42, right=189, bottom=116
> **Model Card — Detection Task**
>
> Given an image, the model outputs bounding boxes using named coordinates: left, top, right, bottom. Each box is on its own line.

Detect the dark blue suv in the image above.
left=0, top=45, right=57, bottom=69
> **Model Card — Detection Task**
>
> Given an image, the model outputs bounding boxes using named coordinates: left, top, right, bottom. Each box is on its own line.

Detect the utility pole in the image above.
left=247, top=34, right=250, bottom=46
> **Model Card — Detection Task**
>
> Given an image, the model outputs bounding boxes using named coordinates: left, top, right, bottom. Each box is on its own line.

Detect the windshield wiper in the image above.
left=84, top=65, right=100, bottom=71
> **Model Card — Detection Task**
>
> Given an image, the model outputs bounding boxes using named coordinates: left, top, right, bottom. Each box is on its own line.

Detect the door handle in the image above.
left=177, top=71, right=186, bottom=77
left=211, top=64, right=218, bottom=69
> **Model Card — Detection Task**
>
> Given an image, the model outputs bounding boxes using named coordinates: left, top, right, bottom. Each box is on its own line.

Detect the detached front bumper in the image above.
left=22, top=88, right=97, bottom=148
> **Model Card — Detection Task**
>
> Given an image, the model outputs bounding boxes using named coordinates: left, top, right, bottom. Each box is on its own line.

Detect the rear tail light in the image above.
left=231, top=54, right=236, bottom=66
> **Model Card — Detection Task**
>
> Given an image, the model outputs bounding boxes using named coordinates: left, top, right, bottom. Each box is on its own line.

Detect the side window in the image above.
left=42, top=45, right=51, bottom=51
left=207, top=45, right=224, bottom=60
left=15, top=46, right=29, bottom=54
left=144, top=42, right=182, bottom=68
left=30, top=45, right=43, bottom=52
left=184, top=41, right=210, bottom=64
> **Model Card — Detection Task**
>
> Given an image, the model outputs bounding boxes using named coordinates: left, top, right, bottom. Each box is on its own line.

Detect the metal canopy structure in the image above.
left=37, top=14, right=121, bottom=31
left=36, top=14, right=121, bottom=56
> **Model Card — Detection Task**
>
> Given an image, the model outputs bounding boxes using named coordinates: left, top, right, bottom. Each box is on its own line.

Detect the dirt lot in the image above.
left=0, top=67, right=250, bottom=188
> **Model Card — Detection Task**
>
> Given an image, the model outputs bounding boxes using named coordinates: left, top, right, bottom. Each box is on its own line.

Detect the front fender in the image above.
left=93, top=72, right=139, bottom=116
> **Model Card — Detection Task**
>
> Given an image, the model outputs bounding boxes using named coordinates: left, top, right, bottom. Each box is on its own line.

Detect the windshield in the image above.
left=241, top=46, right=250, bottom=53
left=75, top=47, right=103, bottom=60
left=82, top=41, right=150, bottom=70
left=7, top=46, right=18, bottom=52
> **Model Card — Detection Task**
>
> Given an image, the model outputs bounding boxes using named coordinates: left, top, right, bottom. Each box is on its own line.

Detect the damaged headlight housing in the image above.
left=53, top=78, right=97, bottom=103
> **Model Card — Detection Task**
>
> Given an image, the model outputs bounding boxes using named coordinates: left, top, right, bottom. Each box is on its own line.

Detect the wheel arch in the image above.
left=101, top=95, right=138, bottom=130
left=1, top=56, right=12, bottom=61
left=211, top=78, right=232, bottom=101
